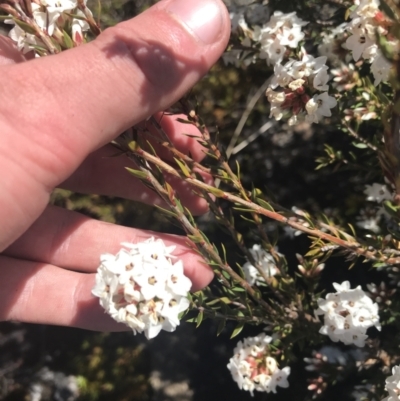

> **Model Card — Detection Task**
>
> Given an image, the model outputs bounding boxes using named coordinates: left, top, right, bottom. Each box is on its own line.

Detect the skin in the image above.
left=0, top=0, right=230, bottom=331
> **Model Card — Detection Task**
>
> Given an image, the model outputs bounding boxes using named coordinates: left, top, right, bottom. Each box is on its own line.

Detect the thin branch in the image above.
left=134, top=163, right=277, bottom=314
left=128, top=145, right=400, bottom=266
left=226, top=78, right=272, bottom=160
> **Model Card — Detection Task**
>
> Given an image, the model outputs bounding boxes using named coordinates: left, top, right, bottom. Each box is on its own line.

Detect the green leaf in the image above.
left=196, top=310, right=204, bottom=328
left=125, top=167, right=148, bottom=181
left=256, top=198, right=275, bottom=211
left=14, top=19, right=37, bottom=34
left=231, top=286, right=246, bottom=292
left=62, top=30, right=74, bottom=49
left=221, top=243, right=227, bottom=264
left=187, top=234, right=204, bottom=243
left=154, top=205, right=177, bottom=218
left=230, top=322, right=244, bottom=339
left=206, top=186, right=226, bottom=198
left=217, top=319, right=226, bottom=336
left=352, top=142, right=368, bottom=149
left=127, top=140, right=141, bottom=152
left=174, top=158, right=191, bottom=178
left=206, top=299, right=221, bottom=306
left=64, top=12, right=89, bottom=21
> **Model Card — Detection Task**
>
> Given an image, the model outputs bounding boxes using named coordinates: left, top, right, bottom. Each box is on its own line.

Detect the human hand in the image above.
left=0, top=0, right=230, bottom=331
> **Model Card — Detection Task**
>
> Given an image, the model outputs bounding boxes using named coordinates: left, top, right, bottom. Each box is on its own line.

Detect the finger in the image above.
left=61, top=144, right=212, bottom=216
left=4, top=205, right=214, bottom=290
left=138, top=113, right=207, bottom=163
left=0, top=0, right=230, bottom=250
left=0, top=255, right=127, bottom=330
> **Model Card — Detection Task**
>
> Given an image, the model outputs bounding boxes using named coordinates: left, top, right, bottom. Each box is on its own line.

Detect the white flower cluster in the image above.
left=266, top=51, right=337, bottom=125
left=383, top=365, right=400, bottom=401
left=6, top=0, right=91, bottom=55
left=345, top=0, right=394, bottom=85
left=315, top=281, right=381, bottom=347
left=224, top=10, right=307, bottom=67
left=256, top=11, right=307, bottom=66
left=227, top=333, right=290, bottom=396
left=92, top=237, right=192, bottom=340
left=242, top=244, right=279, bottom=285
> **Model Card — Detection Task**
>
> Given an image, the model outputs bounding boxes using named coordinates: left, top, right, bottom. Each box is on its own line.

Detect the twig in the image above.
left=344, top=123, right=378, bottom=151
left=135, top=164, right=277, bottom=314
left=128, top=145, right=400, bottom=266
left=225, top=78, right=272, bottom=160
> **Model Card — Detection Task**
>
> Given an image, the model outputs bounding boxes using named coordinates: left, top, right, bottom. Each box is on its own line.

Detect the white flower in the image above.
left=306, top=92, right=337, bottom=123
left=269, top=366, right=290, bottom=392
left=258, top=11, right=307, bottom=65
left=289, top=53, right=328, bottom=79
left=345, top=29, right=375, bottom=61
left=356, top=206, right=385, bottom=233
left=6, top=0, right=91, bottom=54
left=382, top=365, right=400, bottom=401
left=364, top=183, right=392, bottom=203
left=5, top=21, right=38, bottom=53
left=288, top=78, right=305, bottom=90
left=288, top=115, right=298, bottom=126
left=315, top=281, right=380, bottom=347
left=261, top=40, right=286, bottom=65
left=227, top=334, right=290, bottom=396
left=370, top=50, right=392, bottom=85
left=350, top=0, right=380, bottom=19
left=270, top=60, right=295, bottom=88
left=229, top=9, right=248, bottom=32
left=72, top=9, right=91, bottom=45
left=313, top=69, right=330, bottom=91
left=270, top=105, right=284, bottom=120
left=266, top=88, right=285, bottom=105
left=92, top=237, right=192, bottom=339
left=242, top=245, right=279, bottom=285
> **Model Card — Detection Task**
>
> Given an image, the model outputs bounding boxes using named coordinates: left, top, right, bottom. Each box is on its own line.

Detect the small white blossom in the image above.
left=315, top=281, right=380, bottom=347
left=343, top=0, right=395, bottom=86
left=227, top=334, right=290, bottom=396
left=242, top=245, right=279, bottom=285
left=266, top=88, right=285, bottom=105
left=313, top=69, right=330, bottom=91
left=345, top=28, right=375, bottom=62
left=267, top=51, right=336, bottom=125
left=383, top=365, right=400, bottom=401
left=370, top=50, right=392, bottom=86
left=258, top=11, right=307, bottom=66
left=356, top=206, right=385, bottom=233
left=6, top=0, right=91, bottom=55
left=305, top=93, right=337, bottom=123
left=364, top=183, right=392, bottom=203
left=92, top=237, right=192, bottom=339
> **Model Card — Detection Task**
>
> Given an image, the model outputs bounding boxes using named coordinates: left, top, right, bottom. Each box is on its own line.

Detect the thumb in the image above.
left=0, top=0, right=230, bottom=250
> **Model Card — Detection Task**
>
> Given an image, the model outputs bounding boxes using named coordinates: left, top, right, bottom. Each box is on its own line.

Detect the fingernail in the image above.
left=166, top=0, right=224, bottom=45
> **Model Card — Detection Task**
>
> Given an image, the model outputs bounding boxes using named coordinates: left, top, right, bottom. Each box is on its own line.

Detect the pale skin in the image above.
left=0, top=0, right=231, bottom=331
